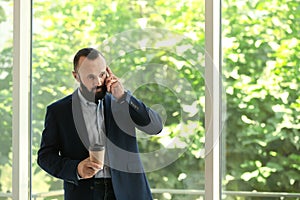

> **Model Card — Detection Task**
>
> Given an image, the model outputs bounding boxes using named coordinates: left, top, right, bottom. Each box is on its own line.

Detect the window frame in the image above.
left=204, top=0, right=221, bottom=199
left=12, top=0, right=32, bottom=199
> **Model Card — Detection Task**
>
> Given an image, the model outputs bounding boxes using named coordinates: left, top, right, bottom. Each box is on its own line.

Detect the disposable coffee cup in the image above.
left=89, top=145, right=105, bottom=169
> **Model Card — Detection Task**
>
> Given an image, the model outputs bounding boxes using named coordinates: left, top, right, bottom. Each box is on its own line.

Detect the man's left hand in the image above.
left=105, top=66, right=125, bottom=100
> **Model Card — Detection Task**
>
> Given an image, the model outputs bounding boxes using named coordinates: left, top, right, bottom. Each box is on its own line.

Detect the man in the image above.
left=37, top=47, right=163, bottom=200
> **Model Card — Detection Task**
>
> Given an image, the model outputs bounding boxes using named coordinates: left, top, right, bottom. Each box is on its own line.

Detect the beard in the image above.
left=80, top=82, right=107, bottom=104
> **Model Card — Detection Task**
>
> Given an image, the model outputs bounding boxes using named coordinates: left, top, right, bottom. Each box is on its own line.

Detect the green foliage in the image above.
left=0, top=0, right=12, bottom=194
left=30, top=0, right=205, bottom=197
left=223, top=0, right=300, bottom=195
left=0, top=6, right=6, bottom=23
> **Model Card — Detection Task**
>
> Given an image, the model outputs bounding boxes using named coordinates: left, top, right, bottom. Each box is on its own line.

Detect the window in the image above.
left=0, top=0, right=13, bottom=199
left=2, top=0, right=299, bottom=199
left=222, top=0, right=300, bottom=199
left=31, top=1, right=206, bottom=199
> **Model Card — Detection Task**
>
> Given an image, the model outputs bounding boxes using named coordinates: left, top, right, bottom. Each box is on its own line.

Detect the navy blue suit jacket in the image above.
left=37, top=89, right=163, bottom=200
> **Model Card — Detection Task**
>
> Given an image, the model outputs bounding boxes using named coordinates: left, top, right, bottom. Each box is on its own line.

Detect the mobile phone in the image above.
left=106, top=67, right=110, bottom=78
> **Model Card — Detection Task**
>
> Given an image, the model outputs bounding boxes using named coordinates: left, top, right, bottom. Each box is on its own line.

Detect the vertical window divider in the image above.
left=12, top=0, right=32, bottom=199
left=205, top=0, right=221, bottom=199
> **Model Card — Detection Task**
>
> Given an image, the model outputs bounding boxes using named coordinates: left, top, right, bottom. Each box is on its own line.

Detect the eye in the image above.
left=87, top=75, right=96, bottom=80
left=99, top=72, right=106, bottom=78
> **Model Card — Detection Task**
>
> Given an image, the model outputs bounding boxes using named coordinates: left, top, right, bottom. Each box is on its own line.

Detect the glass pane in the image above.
left=32, top=0, right=205, bottom=199
left=222, top=0, right=300, bottom=199
left=0, top=0, right=13, bottom=199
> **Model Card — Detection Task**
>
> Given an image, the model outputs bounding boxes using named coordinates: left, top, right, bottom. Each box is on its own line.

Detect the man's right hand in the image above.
left=77, top=157, right=102, bottom=179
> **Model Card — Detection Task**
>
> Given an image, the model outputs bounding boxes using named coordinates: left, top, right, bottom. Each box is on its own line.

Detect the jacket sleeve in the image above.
left=111, top=90, right=163, bottom=135
left=37, top=105, right=80, bottom=186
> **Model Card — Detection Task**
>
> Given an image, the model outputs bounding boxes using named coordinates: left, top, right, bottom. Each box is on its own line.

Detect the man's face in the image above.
left=74, top=56, right=108, bottom=102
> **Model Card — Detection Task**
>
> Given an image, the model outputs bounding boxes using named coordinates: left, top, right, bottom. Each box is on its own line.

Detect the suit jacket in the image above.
left=37, top=89, right=163, bottom=200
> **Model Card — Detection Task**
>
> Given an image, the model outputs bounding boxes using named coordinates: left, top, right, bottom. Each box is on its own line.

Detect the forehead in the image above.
left=77, top=56, right=106, bottom=74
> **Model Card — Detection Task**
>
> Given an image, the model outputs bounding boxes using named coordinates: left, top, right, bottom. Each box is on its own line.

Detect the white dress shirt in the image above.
left=78, top=89, right=111, bottom=178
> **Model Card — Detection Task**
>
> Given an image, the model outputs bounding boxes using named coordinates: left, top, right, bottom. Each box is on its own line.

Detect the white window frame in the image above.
left=12, top=0, right=32, bottom=199
left=205, top=0, right=221, bottom=199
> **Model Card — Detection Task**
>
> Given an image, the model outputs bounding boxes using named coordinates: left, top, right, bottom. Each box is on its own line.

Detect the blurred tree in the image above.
left=31, top=1, right=205, bottom=199
left=0, top=0, right=13, bottom=196
left=223, top=0, right=300, bottom=196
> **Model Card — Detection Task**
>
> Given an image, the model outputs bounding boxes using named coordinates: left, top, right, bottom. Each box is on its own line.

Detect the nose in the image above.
left=94, top=76, right=102, bottom=86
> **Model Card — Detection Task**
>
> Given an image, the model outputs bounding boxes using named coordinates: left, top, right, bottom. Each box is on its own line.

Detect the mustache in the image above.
left=92, top=85, right=104, bottom=91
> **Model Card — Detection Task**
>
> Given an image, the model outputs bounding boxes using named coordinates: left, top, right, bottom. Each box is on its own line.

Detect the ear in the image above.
left=72, top=71, right=79, bottom=82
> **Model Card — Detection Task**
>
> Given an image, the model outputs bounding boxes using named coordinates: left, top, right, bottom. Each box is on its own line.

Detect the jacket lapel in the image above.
left=72, top=89, right=90, bottom=150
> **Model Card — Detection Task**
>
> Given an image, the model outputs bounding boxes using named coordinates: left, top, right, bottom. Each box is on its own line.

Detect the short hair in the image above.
left=73, top=47, right=105, bottom=72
